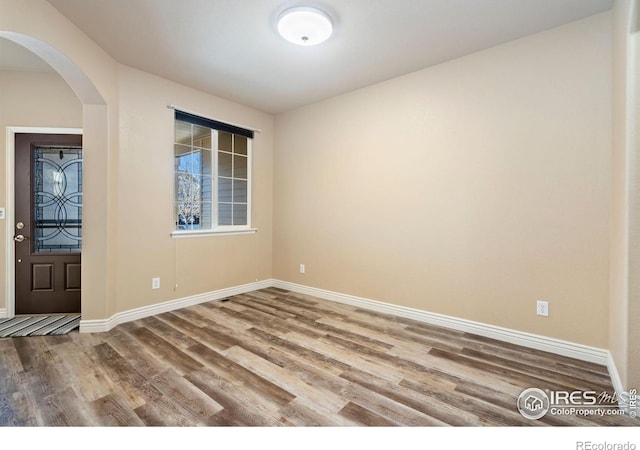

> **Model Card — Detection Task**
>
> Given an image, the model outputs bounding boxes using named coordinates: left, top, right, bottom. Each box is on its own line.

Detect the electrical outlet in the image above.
left=152, top=277, right=160, bottom=290
left=536, top=300, right=549, bottom=317
left=299, top=264, right=305, bottom=274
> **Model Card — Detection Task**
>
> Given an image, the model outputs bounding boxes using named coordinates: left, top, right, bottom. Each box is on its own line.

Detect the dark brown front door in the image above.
left=15, top=133, right=82, bottom=314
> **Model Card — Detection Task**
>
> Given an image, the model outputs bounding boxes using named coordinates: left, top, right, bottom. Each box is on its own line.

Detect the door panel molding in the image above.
left=65, top=263, right=82, bottom=291
left=5, top=127, right=82, bottom=318
left=31, top=264, right=54, bottom=291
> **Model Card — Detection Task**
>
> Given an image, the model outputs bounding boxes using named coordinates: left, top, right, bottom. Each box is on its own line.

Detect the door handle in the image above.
left=14, top=234, right=27, bottom=242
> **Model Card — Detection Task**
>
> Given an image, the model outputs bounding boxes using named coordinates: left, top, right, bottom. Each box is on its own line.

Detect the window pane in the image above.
left=234, top=155, right=247, bottom=179
left=177, top=152, right=203, bottom=176
left=218, top=203, right=232, bottom=225
left=174, top=145, right=192, bottom=173
left=174, top=202, right=181, bottom=228
left=201, top=175, right=212, bottom=203
left=176, top=173, right=201, bottom=228
left=175, top=202, right=189, bottom=229
left=176, top=201, right=199, bottom=229
left=218, top=177, right=232, bottom=203
left=233, top=204, right=247, bottom=226
left=234, top=135, right=247, bottom=155
left=219, top=132, right=232, bottom=152
left=176, top=173, right=196, bottom=203
left=175, top=121, right=192, bottom=145
left=200, top=202, right=212, bottom=228
left=218, top=151, right=232, bottom=177
left=193, top=126, right=211, bottom=149
left=190, top=150, right=204, bottom=176
left=189, top=201, right=202, bottom=229
left=200, top=149, right=212, bottom=175
left=233, top=179, right=247, bottom=203
left=174, top=144, right=191, bottom=157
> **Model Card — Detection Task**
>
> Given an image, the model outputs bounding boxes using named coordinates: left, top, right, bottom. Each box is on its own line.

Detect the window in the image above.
left=173, top=110, right=254, bottom=235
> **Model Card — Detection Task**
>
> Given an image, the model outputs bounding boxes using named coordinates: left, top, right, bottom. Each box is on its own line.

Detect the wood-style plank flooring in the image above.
left=0, top=288, right=636, bottom=426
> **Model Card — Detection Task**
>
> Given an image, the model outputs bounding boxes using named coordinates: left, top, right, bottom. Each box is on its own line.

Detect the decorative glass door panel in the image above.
left=33, top=146, right=83, bottom=254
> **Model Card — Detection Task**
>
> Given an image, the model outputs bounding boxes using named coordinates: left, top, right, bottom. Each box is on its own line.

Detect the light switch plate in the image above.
left=0, top=208, right=5, bottom=220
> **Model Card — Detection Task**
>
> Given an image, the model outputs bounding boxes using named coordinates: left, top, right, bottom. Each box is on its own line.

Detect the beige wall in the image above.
left=274, top=13, right=612, bottom=348
left=631, top=32, right=640, bottom=389
left=610, top=0, right=639, bottom=391
left=1, top=0, right=120, bottom=321
left=1, top=0, right=273, bottom=321
left=610, top=0, right=631, bottom=390
left=0, top=69, right=83, bottom=312
left=632, top=31, right=640, bottom=391
left=628, top=28, right=640, bottom=390
left=115, top=65, right=273, bottom=312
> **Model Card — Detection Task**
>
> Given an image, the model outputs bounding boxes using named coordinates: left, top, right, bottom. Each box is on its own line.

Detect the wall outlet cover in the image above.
left=536, top=300, right=549, bottom=317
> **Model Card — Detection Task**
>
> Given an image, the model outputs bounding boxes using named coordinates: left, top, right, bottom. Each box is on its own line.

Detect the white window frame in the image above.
left=171, top=122, right=256, bottom=238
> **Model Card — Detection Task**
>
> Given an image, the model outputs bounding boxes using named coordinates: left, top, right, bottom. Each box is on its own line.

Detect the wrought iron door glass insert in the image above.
left=33, top=146, right=83, bottom=253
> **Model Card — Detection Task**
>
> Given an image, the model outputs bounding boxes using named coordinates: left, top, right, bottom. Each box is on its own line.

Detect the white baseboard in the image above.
left=272, top=280, right=610, bottom=366
left=607, top=352, right=639, bottom=420
left=78, top=277, right=610, bottom=368
left=607, top=351, right=625, bottom=400
left=78, top=276, right=632, bottom=413
left=79, top=279, right=273, bottom=333
left=0, top=308, right=6, bottom=319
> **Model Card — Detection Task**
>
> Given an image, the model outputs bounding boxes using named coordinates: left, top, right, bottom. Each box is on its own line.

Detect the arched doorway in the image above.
left=1, top=31, right=111, bottom=322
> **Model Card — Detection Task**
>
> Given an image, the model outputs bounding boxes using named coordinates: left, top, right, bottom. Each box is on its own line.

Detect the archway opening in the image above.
left=1, top=32, right=111, bottom=322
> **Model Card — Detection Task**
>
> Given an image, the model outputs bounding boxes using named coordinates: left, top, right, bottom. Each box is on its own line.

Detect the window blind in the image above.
left=174, top=110, right=254, bottom=139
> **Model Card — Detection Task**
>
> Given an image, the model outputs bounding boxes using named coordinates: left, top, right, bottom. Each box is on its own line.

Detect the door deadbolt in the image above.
left=16, top=222, right=24, bottom=230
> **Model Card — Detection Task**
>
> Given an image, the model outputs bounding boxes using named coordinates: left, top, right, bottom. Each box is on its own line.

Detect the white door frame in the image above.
left=4, top=126, right=83, bottom=318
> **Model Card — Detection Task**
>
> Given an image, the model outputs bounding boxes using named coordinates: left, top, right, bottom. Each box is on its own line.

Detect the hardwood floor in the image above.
left=0, top=288, right=636, bottom=426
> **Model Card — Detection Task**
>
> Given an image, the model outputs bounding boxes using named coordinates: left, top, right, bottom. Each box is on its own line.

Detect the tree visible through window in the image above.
left=174, top=111, right=253, bottom=232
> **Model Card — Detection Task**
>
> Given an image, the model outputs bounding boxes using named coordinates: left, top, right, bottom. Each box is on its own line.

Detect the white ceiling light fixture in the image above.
left=277, top=6, right=333, bottom=46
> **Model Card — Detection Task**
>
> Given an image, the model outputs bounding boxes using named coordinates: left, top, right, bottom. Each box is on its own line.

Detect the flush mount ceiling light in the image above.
left=277, top=6, right=333, bottom=46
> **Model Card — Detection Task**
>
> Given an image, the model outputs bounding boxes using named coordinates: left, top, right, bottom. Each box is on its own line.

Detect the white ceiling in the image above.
left=25, top=0, right=612, bottom=113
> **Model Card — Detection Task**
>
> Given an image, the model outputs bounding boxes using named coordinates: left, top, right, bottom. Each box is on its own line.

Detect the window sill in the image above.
left=171, top=228, right=257, bottom=238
